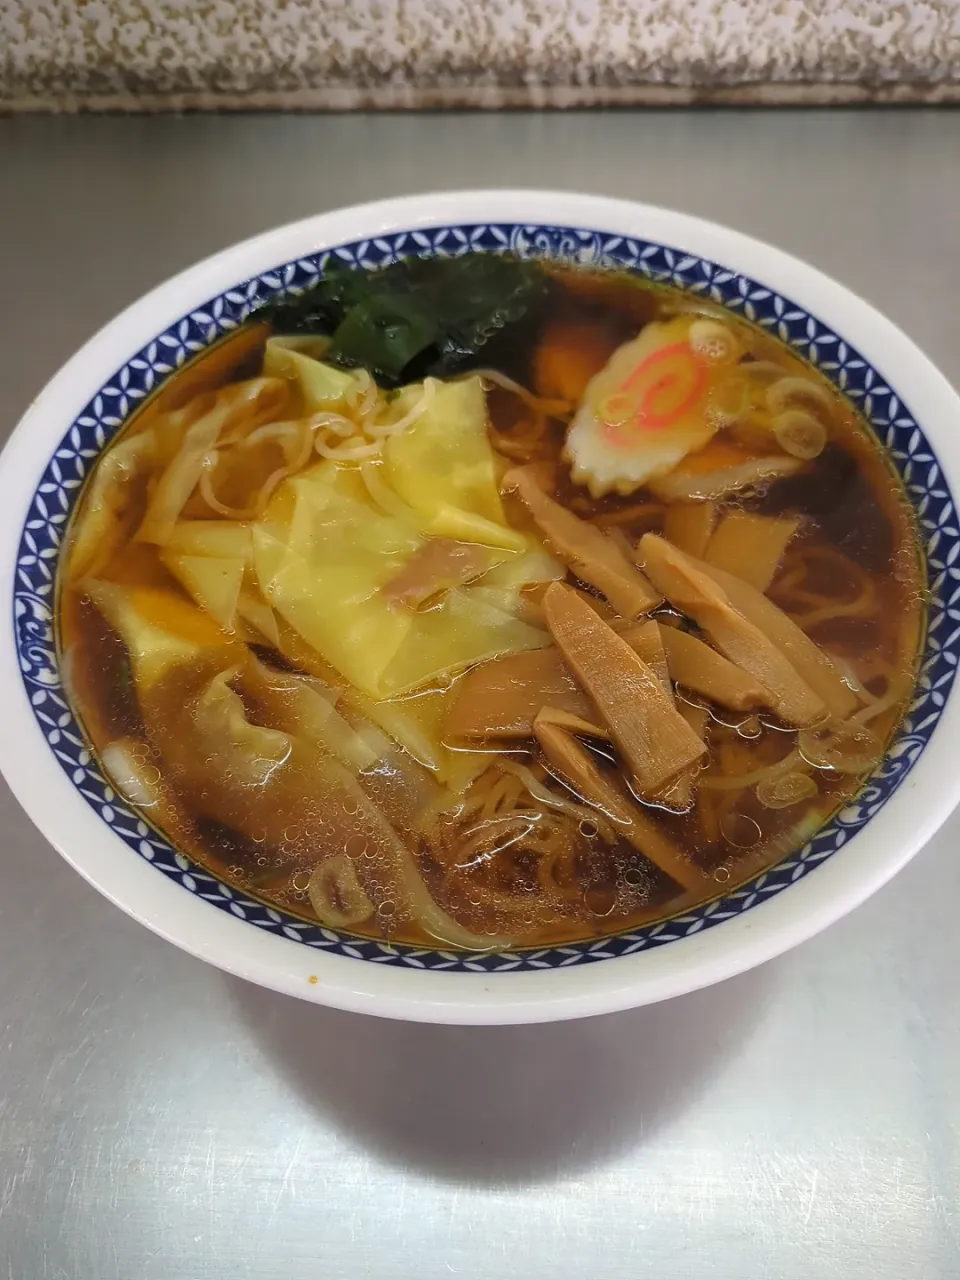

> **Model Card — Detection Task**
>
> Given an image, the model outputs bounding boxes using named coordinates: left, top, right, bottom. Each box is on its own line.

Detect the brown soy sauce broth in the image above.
left=57, top=262, right=925, bottom=950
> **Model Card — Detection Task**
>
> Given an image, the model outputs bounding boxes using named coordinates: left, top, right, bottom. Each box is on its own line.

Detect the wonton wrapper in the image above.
left=86, top=583, right=501, bottom=948
left=263, top=338, right=364, bottom=410
left=85, top=580, right=233, bottom=690
left=383, top=377, right=525, bottom=552
left=252, top=464, right=548, bottom=700
left=165, top=520, right=253, bottom=564
left=69, top=430, right=161, bottom=580
left=161, top=553, right=246, bottom=632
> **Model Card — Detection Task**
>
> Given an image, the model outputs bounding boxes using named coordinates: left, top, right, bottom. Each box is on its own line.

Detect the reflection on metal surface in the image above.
left=1, top=110, right=960, bottom=1279
left=226, top=968, right=770, bottom=1184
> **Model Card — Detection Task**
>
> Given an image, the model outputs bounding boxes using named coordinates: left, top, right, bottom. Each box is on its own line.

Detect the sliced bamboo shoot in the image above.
left=543, top=582, right=706, bottom=795
left=444, top=647, right=593, bottom=740
left=504, top=466, right=661, bottom=617
left=625, top=619, right=671, bottom=694
left=638, top=534, right=826, bottom=727
left=664, top=702, right=709, bottom=810
left=658, top=625, right=770, bottom=712
left=704, top=511, right=800, bottom=592
left=700, top=561, right=859, bottom=720
left=534, top=707, right=707, bottom=892
left=662, top=501, right=718, bottom=558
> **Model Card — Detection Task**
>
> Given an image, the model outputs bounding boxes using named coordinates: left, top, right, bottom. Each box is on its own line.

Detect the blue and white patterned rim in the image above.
left=13, top=223, right=958, bottom=973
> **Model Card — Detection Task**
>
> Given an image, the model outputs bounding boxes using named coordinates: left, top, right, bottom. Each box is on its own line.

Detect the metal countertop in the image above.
left=1, top=110, right=959, bottom=1279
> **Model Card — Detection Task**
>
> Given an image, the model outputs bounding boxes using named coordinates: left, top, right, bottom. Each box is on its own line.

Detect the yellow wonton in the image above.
left=69, top=429, right=160, bottom=580
left=194, top=667, right=292, bottom=787
left=252, top=463, right=548, bottom=701
left=383, top=377, right=525, bottom=552
left=482, top=543, right=565, bottom=595
left=262, top=338, right=363, bottom=411
left=254, top=466, right=418, bottom=697
left=85, top=581, right=233, bottom=690
left=235, top=584, right=282, bottom=647
left=161, top=553, right=246, bottom=632
left=345, top=686, right=449, bottom=775
left=165, top=520, right=253, bottom=564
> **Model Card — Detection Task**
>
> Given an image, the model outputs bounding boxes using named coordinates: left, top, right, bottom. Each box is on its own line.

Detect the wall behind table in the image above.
left=2, top=0, right=959, bottom=110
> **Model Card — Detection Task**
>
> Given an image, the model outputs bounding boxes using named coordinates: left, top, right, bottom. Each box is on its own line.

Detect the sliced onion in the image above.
left=766, top=376, right=836, bottom=420
left=756, top=771, right=818, bottom=810
left=798, top=721, right=882, bottom=774
left=308, top=854, right=375, bottom=927
left=772, top=409, right=827, bottom=460
left=740, top=360, right=788, bottom=385
left=689, top=318, right=741, bottom=365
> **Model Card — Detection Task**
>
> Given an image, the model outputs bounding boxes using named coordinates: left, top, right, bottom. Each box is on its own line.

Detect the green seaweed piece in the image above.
left=256, top=253, right=548, bottom=387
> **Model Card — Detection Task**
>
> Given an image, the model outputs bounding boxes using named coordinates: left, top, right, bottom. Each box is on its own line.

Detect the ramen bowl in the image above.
left=1, top=190, right=958, bottom=1024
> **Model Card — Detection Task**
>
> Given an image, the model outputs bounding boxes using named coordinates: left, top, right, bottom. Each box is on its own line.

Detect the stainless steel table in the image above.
left=1, top=110, right=959, bottom=1279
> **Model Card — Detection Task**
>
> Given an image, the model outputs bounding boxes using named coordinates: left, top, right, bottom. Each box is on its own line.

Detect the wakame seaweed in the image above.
left=256, top=253, right=549, bottom=386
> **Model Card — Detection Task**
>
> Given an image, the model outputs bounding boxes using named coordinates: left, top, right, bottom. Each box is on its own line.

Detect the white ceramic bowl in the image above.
left=2, top=191, right=958, bottom=1024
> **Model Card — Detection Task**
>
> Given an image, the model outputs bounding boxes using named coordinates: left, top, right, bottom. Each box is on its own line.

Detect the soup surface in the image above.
left=59, top=255, right=924, bottom=950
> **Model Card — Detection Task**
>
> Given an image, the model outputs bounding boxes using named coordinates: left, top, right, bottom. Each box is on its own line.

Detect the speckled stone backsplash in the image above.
left=2, top=0, right=959, bottom=110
